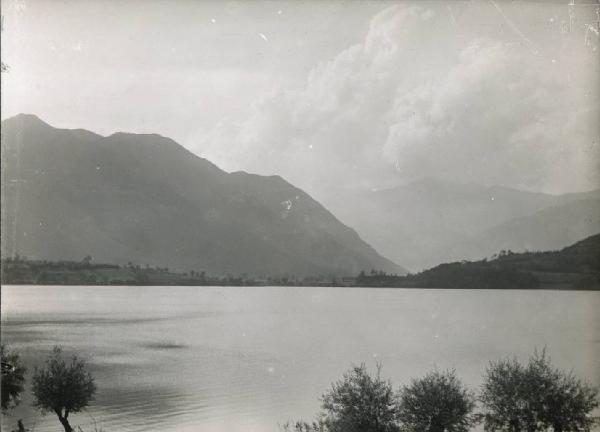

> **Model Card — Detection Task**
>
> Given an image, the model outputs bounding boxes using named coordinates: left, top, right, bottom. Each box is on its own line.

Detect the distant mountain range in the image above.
left=327, top=178, right=600, bottom=271
left=3, top=114, right=597, bottom=278
left=1, top=114, right=404, bottom=276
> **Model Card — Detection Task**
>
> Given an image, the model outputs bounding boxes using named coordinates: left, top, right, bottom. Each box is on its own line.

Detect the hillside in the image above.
left=357, top=235, right=600, bottom=290
left=0, top=114, right=405, bottom=276
left=328, top=178, right=600, bottom=271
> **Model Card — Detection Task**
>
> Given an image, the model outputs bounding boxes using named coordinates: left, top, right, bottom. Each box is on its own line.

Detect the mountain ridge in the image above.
left=1, top=114, right=405, bottom=276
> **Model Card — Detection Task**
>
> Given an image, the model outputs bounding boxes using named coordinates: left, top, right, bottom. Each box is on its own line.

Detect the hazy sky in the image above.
left=2, top=0, right=599, bottom=200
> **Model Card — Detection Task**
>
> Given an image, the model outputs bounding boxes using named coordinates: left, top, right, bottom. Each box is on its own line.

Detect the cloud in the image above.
left=199, top=4, right=599, bottom=196
left=384, top=39, right=545, bottom=186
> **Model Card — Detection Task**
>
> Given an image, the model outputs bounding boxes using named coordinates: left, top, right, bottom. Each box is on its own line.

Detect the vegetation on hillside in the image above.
left=0, top=255, right=345, bottom=286
left=357, top=234, right=600, bottom=290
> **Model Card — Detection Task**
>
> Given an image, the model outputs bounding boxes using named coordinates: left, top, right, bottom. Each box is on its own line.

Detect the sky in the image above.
left=2, top=0, right=599, bottom=201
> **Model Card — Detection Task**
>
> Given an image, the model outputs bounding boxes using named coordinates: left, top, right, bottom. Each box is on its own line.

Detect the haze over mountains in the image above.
left=2, top=114, right=598, bottom=277
left=0, top=114, right=403, bottom=276
left=327, top=179, right=600, bottom=271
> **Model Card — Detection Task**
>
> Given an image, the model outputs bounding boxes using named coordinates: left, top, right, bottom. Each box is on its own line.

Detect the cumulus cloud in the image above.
left=199, top=3, right=599, bottom=197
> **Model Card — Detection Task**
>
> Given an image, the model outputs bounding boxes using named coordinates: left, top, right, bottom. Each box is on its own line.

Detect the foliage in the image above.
left=1, top=344, right=27, bottom=411
left=357, top=263, right=540, bottom=289
left=397, top=369, right=476, bottom=432
left=480, top=357, right=530, bottom=432
left=320, top=363, right=400, bottom=432
left=280, top=420, right=327, bottom=432
left=480, top=349, right=598, bottom=432
left=32, top=347, right=96, bottom=432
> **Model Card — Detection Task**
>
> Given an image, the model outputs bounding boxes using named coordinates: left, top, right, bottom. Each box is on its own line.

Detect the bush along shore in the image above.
left=2, top=345, right=598, bottom=432
left=2, top=234, right=600, bottom=289
left=281, top=350, right=599, bottom=432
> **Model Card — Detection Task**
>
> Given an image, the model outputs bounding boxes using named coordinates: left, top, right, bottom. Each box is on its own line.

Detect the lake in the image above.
left=1, top=286, right=599, bottom=432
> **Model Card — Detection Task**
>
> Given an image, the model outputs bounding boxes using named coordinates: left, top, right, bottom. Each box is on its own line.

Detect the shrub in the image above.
left=480, top=349, right=598, bottom=432
left=397, top=369, right=476, bottom=432
left=320, top=363, right=400, bottom=432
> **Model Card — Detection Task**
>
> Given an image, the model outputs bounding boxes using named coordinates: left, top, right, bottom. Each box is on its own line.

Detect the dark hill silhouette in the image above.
left=1, top=114, right=405, bottom=276
left=357, top=234, right=600, bottom=290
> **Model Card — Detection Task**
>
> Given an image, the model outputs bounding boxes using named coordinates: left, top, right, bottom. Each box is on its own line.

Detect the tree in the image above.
left=538, top=368, right=598, bottom=432
left=480, top=357, right=531, bottom=432
left=480, top=350, right=598, bottom=432
left=320, top=363, right=400, bottom=432
left=1, top=344, right=26, bottom=411
left=525, top=350, right=598, bottom=432
left=32, top=347, right=96, bottom=432
left=397, top=369, right=475, bottom=432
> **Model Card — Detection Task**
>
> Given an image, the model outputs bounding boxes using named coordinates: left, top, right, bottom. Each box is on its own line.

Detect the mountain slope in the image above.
left=1, top=114, right=405, bottom=276
left=357, top=234, right=600, bottom=290
left=445, top=199, right=600, bottom=262
left=327, top=178, right=600, bottom=271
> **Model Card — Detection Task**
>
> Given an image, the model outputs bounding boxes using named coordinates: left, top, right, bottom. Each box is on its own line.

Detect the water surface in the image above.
left=1, top=286, right=598, bottom=432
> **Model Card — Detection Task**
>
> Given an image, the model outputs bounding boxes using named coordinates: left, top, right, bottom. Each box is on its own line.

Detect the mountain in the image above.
left=444, top=198, right=600, bottom=262
left=327, top=178, right=600, bottom=271
left=0, top=114, right=405, bottom=276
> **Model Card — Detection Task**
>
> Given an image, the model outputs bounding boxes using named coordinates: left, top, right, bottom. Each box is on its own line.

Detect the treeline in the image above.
left=0, top=256, right=246, bottom=286
left=2, top=234, right=599, bottom=288
left=0, top=256, right=332, bottom=287
left=357, top=264, right=541, bottom=289
left=282, top=350, right=599, bottom=432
